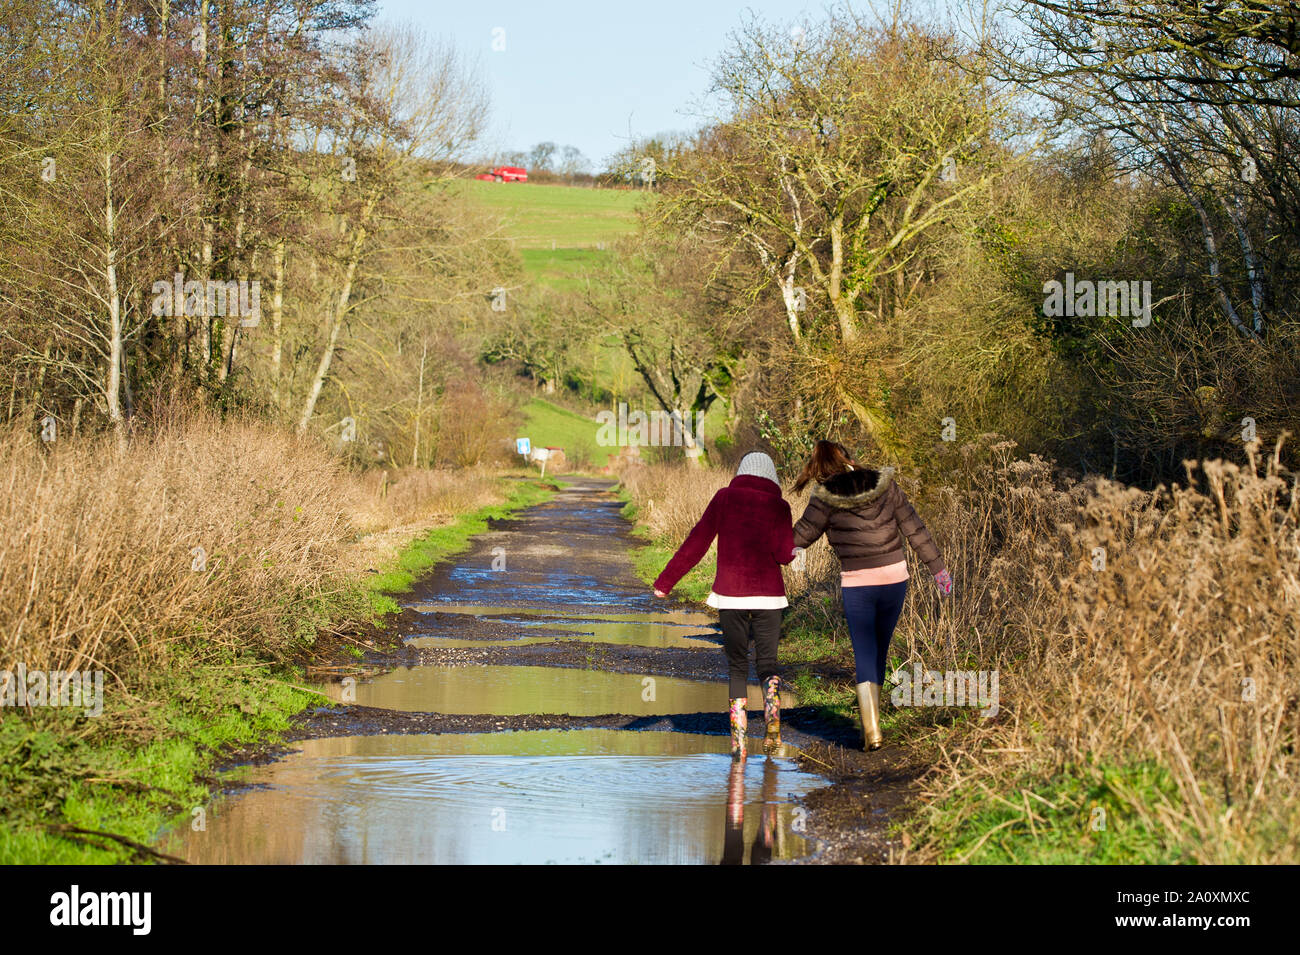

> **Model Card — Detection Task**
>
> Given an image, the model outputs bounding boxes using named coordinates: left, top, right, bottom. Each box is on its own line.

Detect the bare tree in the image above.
left=985, top=0, right=1300, bottom=336
left=294, top=24, right=488, bottom=433
left=658, top=5, right=1020, bottom=451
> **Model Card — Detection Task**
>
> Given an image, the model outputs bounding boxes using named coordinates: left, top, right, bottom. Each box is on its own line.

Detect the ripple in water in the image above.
left=163, top=730, right=824, bottom=865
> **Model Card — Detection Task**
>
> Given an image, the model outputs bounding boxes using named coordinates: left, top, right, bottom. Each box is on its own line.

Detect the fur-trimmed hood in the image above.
left=794, top=465, right=945, bottom=575
left=811, top=466, right=895, bottom=509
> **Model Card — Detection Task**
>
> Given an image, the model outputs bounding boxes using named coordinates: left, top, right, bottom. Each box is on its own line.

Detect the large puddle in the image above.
left=314, top=664, right=795, bottom=715
left=164, top=731, right=821, bottom=864
left=165, top=482, right=825, bottom=864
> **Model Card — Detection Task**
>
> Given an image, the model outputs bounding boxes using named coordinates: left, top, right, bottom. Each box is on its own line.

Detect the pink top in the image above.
left=841, top=560, right=909, bottom=587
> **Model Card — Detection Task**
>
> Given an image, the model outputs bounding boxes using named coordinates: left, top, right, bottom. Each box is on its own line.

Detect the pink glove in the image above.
left=934, top=569, right=953, bottom=595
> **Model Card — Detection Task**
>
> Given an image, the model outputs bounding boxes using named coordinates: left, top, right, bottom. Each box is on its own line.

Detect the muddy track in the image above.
left=220, top=477, right=925, bottom=864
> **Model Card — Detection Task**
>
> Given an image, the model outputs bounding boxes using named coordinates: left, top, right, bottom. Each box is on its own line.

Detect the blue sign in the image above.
left=515, top=438, right=531, bottom=456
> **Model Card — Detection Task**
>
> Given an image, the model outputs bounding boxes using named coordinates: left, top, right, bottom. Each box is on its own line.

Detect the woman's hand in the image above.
left=934, top=569, right=953, bottom=596
left=653, top=588, right=668, bottom=598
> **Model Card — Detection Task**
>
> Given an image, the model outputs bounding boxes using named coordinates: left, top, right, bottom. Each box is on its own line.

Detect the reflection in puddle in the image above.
left=430, top=564, right=654, bottom=613
left=314, top=664, right=796, bottom=715
left=163, top=731, right=822, bottom=864
left=725, top=757, right=789, bottom=865
left=409, top=604, right=715, bottom=626
left=407, top=614, right=720, bottom=649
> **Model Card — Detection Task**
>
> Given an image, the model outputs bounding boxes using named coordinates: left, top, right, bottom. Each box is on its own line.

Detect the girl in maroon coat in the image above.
left=653, top=452, right=795, bottom=759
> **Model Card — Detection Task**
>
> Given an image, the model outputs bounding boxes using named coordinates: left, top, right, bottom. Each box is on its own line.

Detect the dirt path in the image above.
left=177, top=478, right=922, bottom=864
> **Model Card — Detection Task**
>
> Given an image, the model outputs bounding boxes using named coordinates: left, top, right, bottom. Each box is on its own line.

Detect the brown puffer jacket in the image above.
left=792, top=466, right=946, bottom=574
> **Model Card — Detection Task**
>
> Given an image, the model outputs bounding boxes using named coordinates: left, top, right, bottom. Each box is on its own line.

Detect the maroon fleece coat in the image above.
left=654, top=474, right=795, bottom=597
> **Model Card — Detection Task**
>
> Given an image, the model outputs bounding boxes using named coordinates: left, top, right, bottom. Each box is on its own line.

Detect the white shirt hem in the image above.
left=706, top=592, right=789, bottom=610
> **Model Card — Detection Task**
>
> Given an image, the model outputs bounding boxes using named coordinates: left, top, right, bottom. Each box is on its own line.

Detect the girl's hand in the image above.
left=653, top=588, right=668, bottom=598
left=791, top=547, right=806, bottom=572
left=934, top=569, right=953, bottom=596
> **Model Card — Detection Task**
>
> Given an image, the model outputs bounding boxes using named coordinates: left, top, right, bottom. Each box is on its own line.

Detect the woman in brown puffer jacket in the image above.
left=791, top=440, right=953, bottom=750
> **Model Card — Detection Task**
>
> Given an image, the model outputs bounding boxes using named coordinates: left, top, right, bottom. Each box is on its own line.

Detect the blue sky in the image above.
left=377, top=0, right=833, bottom=169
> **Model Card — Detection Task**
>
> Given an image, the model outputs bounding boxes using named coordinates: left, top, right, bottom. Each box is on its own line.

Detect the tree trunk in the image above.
left=779, top=255, right=804, bottom=346
left=1166, top=154, right=1256, bottom=339
left=1221, top=193, right=1265, bottom=335
left=412, top=339, right=426, bottom=466
left=828, top=215, right=859, bottom=341
left=269, top=239, right=285, bottom=408
left=104, top=150, right=124, bottom=431
left=297, top=217, right=369, bottom=433
left=838, top=383, right=906, bottom=464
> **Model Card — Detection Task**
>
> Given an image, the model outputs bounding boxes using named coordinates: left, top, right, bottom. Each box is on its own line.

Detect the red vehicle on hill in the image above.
left=476, top=165, right=528, bottom=183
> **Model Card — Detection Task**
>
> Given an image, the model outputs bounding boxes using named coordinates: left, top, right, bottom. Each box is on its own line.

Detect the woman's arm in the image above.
left=653, top=490, right=724, bottom=594
left=890, top=484, right=946, bottom=575
left=792, top=497, right=830, bottom=550
left=772, top=500, right=795, bottom=565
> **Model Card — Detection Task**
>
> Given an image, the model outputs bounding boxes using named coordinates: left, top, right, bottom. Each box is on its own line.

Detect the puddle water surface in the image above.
left=165, top=482, right=823, bottom=865
left=315, top=664, right=795, bottom=715
left=164, top=730, right=822, bottom=864
left=407, top=611, right=720, bottom=649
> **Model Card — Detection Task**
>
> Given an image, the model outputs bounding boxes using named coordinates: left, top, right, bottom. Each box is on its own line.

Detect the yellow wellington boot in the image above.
left=856, top=681, right=883, bottom=751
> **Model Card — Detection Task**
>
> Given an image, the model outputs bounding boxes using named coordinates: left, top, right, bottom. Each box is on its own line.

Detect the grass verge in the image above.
left=0, top=474, right=556, bottom=864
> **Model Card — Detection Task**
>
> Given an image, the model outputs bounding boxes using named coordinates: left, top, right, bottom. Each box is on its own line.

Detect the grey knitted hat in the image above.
left=736, top=451, right=779, bottom=487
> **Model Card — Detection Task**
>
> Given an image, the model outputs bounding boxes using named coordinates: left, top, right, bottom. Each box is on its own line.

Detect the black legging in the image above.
left=719, top=608, right=781, bottom=700
left=841, top=580, right=908, bottom=684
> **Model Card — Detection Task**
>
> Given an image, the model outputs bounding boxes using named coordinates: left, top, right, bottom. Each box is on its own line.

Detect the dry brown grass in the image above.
left=617, top=463, right=730, bottom=544
left=340, top=465, right=506, bottom=573
left=914, top=435, right=1300, bottom=863
left=0, top=412, right=507, bottom=698
left=620, top=435, right=1300, bottom=862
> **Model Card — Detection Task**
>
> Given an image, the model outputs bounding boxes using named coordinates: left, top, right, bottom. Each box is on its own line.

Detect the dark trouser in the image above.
left=842, top=580, right=908, bottom=685
left=719, top=608, right=781, bottom=700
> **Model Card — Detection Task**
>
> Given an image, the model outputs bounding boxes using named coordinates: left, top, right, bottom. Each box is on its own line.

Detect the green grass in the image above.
left=0, top=657, right=318, bottom=864
left=0, top=475, right=558, bottom=864
left=517, top=247, right=616, bottom=290
left=630, top=534, right=716, bottom=604
left=459, top=180, right=644, bottom=249
left=459, top=180, right=642, bottom=291
left=778, top=613, right=1197, bottom=864
left=921, top=760, right=1196, bottom=864
left=617, top=492, right=717, bottom=604
left=519, top=397, right=617, bottom=470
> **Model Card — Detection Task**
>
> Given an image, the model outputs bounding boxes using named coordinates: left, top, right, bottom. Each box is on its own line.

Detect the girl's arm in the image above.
left=772, top=500, right=795, bottom=565
left=653, top=491, right=724, bottom=595
left=890, top=484, right=947, bottom=575
left=792, top=497, right=830, bottom=550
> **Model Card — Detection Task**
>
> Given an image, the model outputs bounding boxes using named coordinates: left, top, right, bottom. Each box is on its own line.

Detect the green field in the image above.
left=517, top=396, right=730, bottom=474
left=517, top=247, right=618, bottom=292
left=461, top=178, right=649, bottom=414
left=518, top=398, right=612, bottom=471
left=461, top=180, right=644, bottom=249
left=459, top=179, right=644, bottom=292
